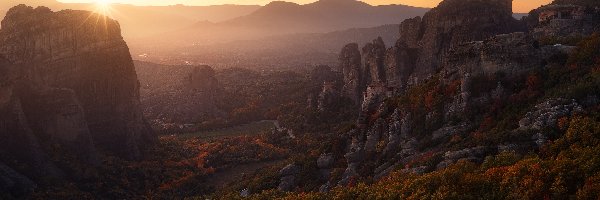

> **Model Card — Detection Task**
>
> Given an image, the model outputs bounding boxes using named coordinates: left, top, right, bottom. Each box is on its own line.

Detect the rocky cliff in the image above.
left=0, top=4, right=156, bottom=190
left=405, top=0, right=522, bottom=79
left=339, top=43, right=363, bottom=103
left=328, top=0, right=588, bottom=188
left=338, top=0, right=524, bottom=106
left=528, top=3, right=600, bottom=40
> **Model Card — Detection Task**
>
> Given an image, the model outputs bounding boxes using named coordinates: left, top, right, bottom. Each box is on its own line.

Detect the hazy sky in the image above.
left=58, top=0, right=552, bottom=13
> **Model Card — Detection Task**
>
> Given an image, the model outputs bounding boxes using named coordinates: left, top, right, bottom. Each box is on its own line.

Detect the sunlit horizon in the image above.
left=58, top=0, right=552, bottom=13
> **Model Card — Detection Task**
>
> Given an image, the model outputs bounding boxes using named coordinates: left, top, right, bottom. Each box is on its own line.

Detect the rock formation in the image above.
left=0, top=5, right=156, bottom=160
left=331, top=0, right=589, bottom=186
left=338, top=43, right=363, bottom=104
left=406, top=0, right=521, bottom=79
left=278, top=164, right=300, bottom=192
left=362, top=37, right=387, bottom=84
left=305, top=65, right=346, bottom=112
left=135, top=62, right=226, bottom=132
left=529, top=3, right=600, bottom=39
left=0, top=5, right=157, bottom=194
left=172, top=65, right=223, bottom=123
left=384, top=41, right=418, bottom=90
left=338, top=0, right=523, bottom=104
left=442, top=32, right=544, bottom=77
left=519, top=98, right=583, bottom=131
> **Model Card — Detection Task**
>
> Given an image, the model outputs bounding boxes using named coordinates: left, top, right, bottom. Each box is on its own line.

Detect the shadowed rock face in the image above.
left=174, top=65, right=223, bottom=123
left=0, top=4, right=156, bottom=163
left=401, top=0, right=522, bottom=81
left=337, top=0, right=523, bottom=105
left=338, top=43, right=363, bottom=103
left=0, top=54, right=63, bottom=184
left=332, top=0, right=553, bottom=185
left=362, top=37, right=387, bottom=84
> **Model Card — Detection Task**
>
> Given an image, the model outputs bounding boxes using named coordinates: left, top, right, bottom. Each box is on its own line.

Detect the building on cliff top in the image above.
left=538, top=5, right=586, bottom=22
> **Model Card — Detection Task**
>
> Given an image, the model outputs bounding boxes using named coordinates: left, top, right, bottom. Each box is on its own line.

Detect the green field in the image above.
left=176, top=120, right=277, bottom=141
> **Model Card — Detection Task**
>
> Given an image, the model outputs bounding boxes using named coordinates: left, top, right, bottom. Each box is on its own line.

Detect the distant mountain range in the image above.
left=222, top=0, right=427, bottom=33
left=151, top=0, right=429, bottom=45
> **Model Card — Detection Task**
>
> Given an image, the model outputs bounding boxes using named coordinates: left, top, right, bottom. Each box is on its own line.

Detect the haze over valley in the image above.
left=1, top=0, right=600, bottom=199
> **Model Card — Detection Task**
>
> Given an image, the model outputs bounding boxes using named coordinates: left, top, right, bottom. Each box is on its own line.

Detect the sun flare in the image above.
left=94, top=0, right=113, bottom=16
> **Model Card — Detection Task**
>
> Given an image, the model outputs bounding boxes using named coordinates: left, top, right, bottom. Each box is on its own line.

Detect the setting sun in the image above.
left=94, top=0, right=113, bottom=16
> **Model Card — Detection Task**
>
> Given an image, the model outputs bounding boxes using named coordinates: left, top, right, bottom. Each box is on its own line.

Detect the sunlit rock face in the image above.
left=0, top=5, right=156, bottom=161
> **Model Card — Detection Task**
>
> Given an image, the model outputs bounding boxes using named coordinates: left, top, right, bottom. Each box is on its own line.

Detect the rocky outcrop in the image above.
left=330, top=0, right=600, bottom=189
left=530, top=4, right=600, bottom=40
left=334, top=0, right=534, bottom=185
left=362, top=37, right=387, bottom=84
left=306, top=65, right=344, bottom=112
left=317, top=153, right=334, bottom=181
left=317, top=82, right=341, bottom=112
left=0, top=5, right=156, bottom=160
left=135, top=62, right=227, bottom=132
left=338, top=0, right=523, bottom=102
left=17, top=86, right=100, bottom=165
left=338, top=43, right=363, bottom=104
left=398, top=17, right=422, bottom=48
left=442, top=32, right=543, bottom=78
left=436, top=146, right=489, bottom=170
left=0, top=6, right=157, bottom=196
left=360, top=83, right=390, bottom=114
left=170, top=65, right=223, bottom=123
left=384, top=41, right=418, bottom=90
left=519, top=98, right=583, bottom=131
left=278, top=164, right=300, bottom=192
left=338, top=139, right=364, bottom=186
left=405, top=0, right=522, bottom=80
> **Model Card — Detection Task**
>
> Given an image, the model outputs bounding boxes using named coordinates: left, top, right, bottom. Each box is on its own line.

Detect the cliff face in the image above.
left=529, top=4, right=600, bottom=40
left=338, top=0, right=523, bottom=106
left=407, top=0, right=521, bottom=79
left=330, top=0, right=581, bottom=187
left=362, top=37, right=387, bottom=84
left=442, top=32, right=545, bottom=78
left=0, top=4, right=156, bottom=171
left=338, top=43, right=363, bottom=103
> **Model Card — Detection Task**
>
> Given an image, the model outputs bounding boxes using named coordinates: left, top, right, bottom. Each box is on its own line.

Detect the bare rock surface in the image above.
left=0, top=5, right=157, bottom=196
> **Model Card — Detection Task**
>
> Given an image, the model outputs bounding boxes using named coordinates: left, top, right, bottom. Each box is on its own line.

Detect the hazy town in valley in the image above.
left=1, top=0, right=600, bottom=199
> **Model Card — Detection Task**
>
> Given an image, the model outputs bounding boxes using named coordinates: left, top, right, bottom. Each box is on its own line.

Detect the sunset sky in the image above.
left=58, top=0, right=553, bottom=13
